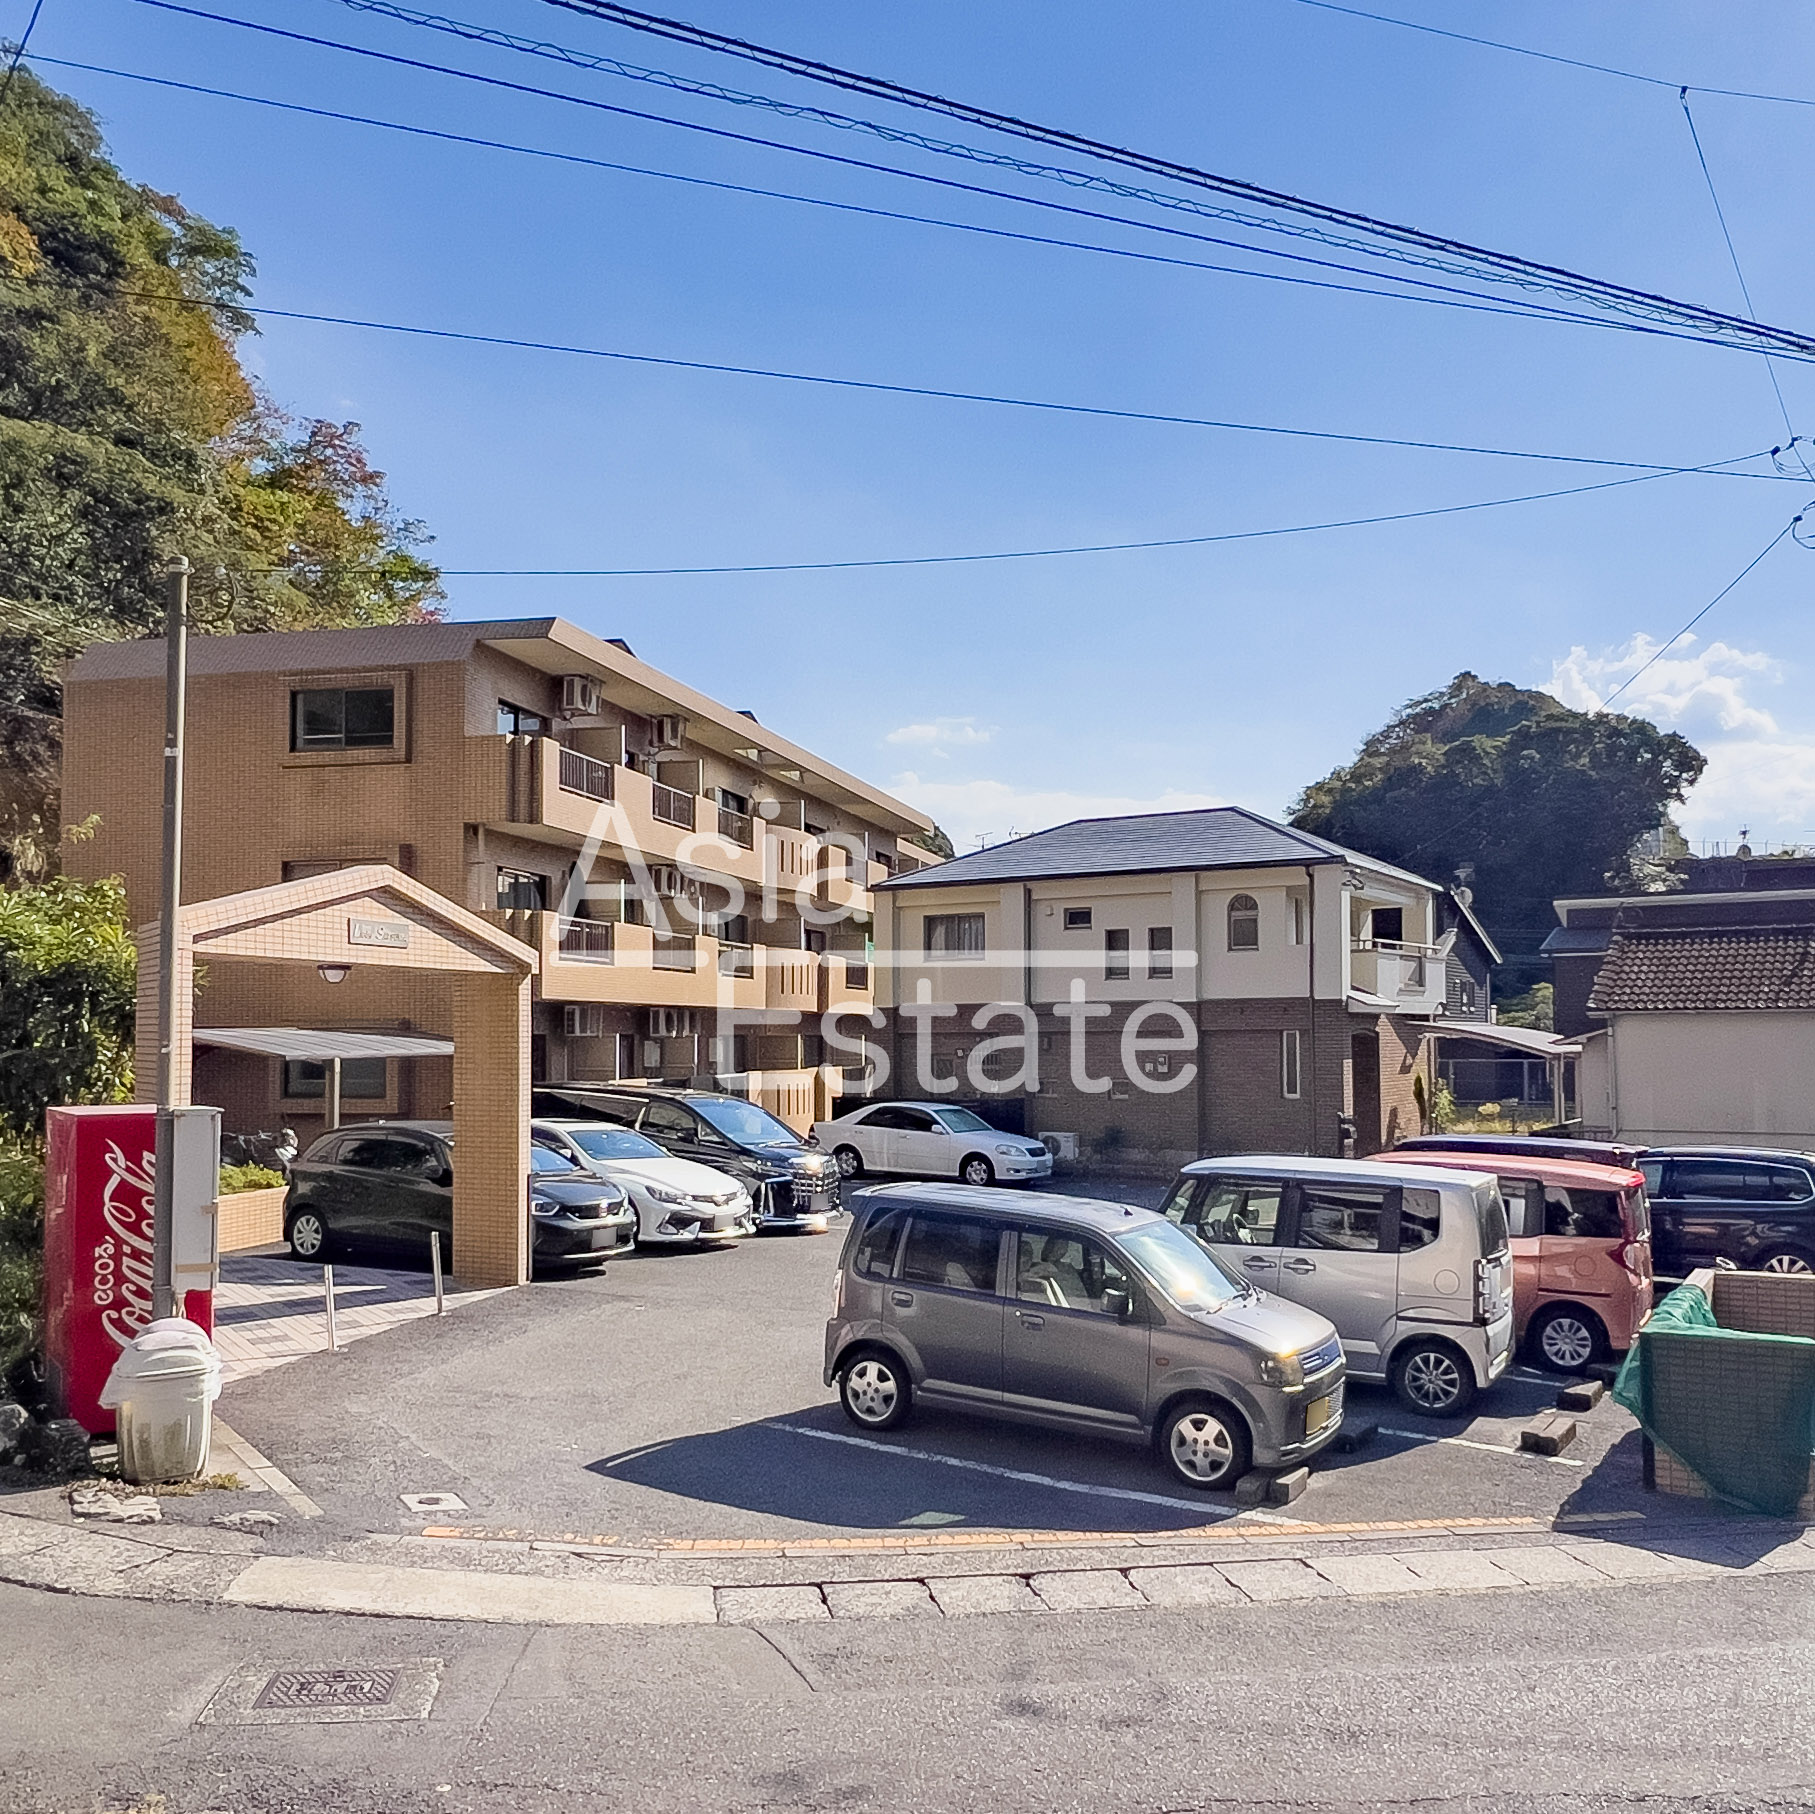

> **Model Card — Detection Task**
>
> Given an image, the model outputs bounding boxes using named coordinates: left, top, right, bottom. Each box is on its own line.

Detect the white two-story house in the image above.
left=871, top=807, right=1451, bottom=1166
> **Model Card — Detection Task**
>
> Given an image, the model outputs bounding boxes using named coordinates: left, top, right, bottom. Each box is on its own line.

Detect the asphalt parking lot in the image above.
left=199, top=1175, right=1709, bottom=1552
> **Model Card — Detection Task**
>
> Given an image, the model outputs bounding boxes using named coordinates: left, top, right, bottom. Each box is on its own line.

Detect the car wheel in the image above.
left=833, top=1145, right=864, bottom=1181
left=285, top=1208, right=331, bottom=1261
left=839, top=1349, right=912, bottom=1430
left=1528, top=1305, right=1604, bottom=1374
left=1158, top=1397, right=1251, bottom=1490
left=1391, top=1340, right=1476, bottom=1417
left=1759, top=1249, right=1815, bottom=1275
left=960, top=1155, right=996, bottom=1187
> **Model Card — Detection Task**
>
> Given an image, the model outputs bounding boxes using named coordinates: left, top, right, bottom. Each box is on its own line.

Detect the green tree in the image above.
left=0, top=64, right=441, bottom=843
left=917, top=822, right=957, bottom=860
left=1292, top=674, right=1704, bottom=984
left=1495, top=982, right=1554, bottom=1031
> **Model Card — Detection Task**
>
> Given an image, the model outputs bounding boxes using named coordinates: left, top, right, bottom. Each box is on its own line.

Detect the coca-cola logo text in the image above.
left=93, top=1139, right=156, bottom=1350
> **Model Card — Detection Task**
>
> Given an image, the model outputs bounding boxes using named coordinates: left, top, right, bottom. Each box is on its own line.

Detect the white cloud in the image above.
left=1545, top=634, right=1815, bottom=845
left=1548, top=634, right=1780, bottom=735
left=892, top=773, right=1226, bottom=852
left=884, top=717, right=994, bottom=752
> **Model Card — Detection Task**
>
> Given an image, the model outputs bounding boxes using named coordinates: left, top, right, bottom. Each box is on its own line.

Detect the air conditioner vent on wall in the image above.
left=563, top=1004, right=606, bottom=1038
left=644, top=1007, right=698, bottom=1038
left=652, top=713, right=686, bottom=750
left=560, top=674, right=603, bottom=717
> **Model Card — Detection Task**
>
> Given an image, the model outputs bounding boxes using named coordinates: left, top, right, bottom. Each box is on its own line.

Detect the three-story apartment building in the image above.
left=872, top=808, right=1450, bottom=1165
left=62, top=617, right=936, bottom=1136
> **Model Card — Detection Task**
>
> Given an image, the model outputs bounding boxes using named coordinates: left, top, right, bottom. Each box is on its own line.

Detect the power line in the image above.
left=126, top=0, right=1815, bottom=361
left=523, top=0, right=1815, bottom=359
left=104, top=2, right=1767, bottom=360
left=0, top=0, right=46, bottom=112
left=1284, top=0, right=1815, bottom=109
left=61, top=279, right=1806, bottom=477
left=1599, top=515, right=1802, bottom=710
left=1678, top=88, right=1802, bottom=457
left=32, top=52, right=1736, bottom=348
left=220, top=452, right=1779, bottom=577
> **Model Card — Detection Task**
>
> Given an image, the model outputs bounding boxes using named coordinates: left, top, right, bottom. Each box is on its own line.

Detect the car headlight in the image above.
left=995, top=1144, right=1018, bottom=1156
left=646, top=1184, right=688, bottom=1204
left=1258, top=1352, right=1305, bottom=1390
left=530, top=1195, right=560, bottom=1219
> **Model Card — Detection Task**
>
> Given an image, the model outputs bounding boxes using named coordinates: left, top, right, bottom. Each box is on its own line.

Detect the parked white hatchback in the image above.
left=813, top=1102, right=1054, bottom=1187
left=531, top=1119, right=755, bottom=1247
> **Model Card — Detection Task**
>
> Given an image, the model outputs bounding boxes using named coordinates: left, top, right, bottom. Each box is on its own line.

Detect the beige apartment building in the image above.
left=62, top=617, right=936, bottom=1136
left=872, top=808, right=1449, bottom=1167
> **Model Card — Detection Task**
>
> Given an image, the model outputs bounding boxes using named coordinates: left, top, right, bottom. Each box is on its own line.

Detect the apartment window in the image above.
left=291, top=686, right=394, bottom=751
left=924, top=913, right=985, bottom=959
left=1289, top=892, right=1307, bottom=946
left=283, top=1057, right=387, bottom=1100
left=1147, top=926, right=1173, bottom=980
left=1063, top=907, right=1093, bottom=931
left=497, top=701, right=546, bottom=735
left=1281, top=1028, right=1302, bottom=1099
left=1228, top=893, right=1260, bottom=951
left=496, top=868, right=547, bottom=911
left=1105, top=928, right=1130, bottom=980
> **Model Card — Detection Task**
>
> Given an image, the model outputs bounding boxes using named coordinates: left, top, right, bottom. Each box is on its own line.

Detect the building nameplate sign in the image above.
left=348, top=917, right=410, bottom=949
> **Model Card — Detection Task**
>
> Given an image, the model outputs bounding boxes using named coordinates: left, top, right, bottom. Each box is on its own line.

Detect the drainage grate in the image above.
left=255, top=1666, right=401, bottom=1711
left=200, top=1658, right=443, bottom=1726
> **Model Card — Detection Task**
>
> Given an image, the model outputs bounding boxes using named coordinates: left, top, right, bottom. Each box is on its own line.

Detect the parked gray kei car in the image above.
left=825, top=1184, right=1347, bottom=1490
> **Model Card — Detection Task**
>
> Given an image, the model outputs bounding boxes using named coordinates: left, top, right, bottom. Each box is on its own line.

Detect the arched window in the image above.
left=1227, top=894, right=1260, bottom=951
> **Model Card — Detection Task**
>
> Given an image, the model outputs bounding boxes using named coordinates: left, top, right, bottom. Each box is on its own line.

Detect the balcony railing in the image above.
left=718, top=941, right=755, bottom=978
left=1351, top=937, right=1444, bottom=1004
left=557, top=745, right=614, bottom=804
left=555, top=916, right=615, bottom=963
left=652, top=933, right=697, bottom=971
left=842, top=960, right=870, bottom=990
left=718, top=805, right=754, bottom=849
left=651, top=782, right=695, bottom=829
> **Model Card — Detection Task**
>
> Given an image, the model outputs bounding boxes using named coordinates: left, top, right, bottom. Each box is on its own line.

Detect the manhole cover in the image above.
left=255, top=1667, right=401, bottom=1710
left=402, top=1491, right=468, bottom=1515
left=200, top=1658, right=443, bottom=1726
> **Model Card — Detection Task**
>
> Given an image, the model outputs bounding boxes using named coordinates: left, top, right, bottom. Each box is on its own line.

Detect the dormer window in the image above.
left=1228, top=894, right=1260, bottom=951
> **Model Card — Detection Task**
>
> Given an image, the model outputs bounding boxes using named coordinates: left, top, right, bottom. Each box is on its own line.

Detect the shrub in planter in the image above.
left=219, top=1162, right=286, bottom=1194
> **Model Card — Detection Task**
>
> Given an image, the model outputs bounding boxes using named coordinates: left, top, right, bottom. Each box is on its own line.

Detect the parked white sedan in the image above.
left=531, top=1119, right=755, bottom=1246
left=812, top=1102, right=1053, bottom=1187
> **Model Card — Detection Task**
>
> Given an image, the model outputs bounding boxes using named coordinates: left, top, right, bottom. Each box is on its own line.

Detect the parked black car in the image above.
left=532, top=1086, right=839, bottom=1229
left=284, top=1120, right=635, bottom=1269
left=1638, top=1147, right=1815, bottom=1277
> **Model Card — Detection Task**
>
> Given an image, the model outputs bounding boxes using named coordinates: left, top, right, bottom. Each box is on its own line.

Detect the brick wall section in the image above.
left=453, top=973, right=532, bottom=1287
left=881, top=998, right=1431, bottom=1168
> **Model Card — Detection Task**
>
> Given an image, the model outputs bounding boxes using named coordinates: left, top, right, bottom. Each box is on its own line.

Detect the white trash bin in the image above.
left=100, top=1317, right=222, bottom=1484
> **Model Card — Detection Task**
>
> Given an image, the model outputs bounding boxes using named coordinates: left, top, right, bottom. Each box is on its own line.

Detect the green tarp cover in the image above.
left=1614, top=1282, right=1815, bottom=1518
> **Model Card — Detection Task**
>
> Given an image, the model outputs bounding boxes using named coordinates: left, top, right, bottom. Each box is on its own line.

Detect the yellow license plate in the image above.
left=1304, top=1393, right=1333, bottom=1436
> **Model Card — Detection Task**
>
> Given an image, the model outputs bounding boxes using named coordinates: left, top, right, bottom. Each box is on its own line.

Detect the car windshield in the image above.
left=566, top=1127, right=665, bottom=1162
left=692, top=1097, right=799, bottom=1146
left=529, top=1144, right=576, bottom=1174
left=934, top=1108, right=993, bottom=1133
left=1115, top=1220, right=1245, bottom=1312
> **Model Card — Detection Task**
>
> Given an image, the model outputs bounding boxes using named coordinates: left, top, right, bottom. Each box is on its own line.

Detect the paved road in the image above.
left=205, top=1213, right=1665, bottom=1554
left=3, top=1565, right=1813, bottom=1813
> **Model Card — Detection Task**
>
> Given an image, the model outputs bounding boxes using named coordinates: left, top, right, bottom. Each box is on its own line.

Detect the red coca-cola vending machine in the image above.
left=43, top=1104, right=220, bottom=1435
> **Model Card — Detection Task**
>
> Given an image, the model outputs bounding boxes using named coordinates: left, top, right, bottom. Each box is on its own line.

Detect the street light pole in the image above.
left=151, top=557, right=189, bottom=1322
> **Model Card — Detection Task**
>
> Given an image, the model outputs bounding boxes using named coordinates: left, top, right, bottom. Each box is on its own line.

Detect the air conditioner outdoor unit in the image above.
left=652, top=713, right=686, bottom=750
left=562, top=1004, right=606, bottom=1038
left=645, top=1007, right=697, bottom=1039
left=560, top=674, right=603, bottom=717
left=650, top=864, right=684, bottom=898
left=1039, top=1132, right=1079, bottom=1162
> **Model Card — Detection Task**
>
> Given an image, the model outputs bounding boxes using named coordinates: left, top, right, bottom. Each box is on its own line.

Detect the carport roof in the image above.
left=195, top=1027, right=455, bottom=1060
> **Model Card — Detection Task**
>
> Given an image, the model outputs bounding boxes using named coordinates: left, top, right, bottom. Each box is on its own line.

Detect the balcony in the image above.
left=718, top=804, right=755, bottom=849
left=1351, top=938, right=1449, bottom=1016
left=718, top=941, right=756, bottom=978
left=651, top=782, right=696, bottom=830
left=555, top=915, right=614, bottom=962
left=763, top=948, right=820, bottom=1013
left=653, top=933, right=697, bottom=971
left=558, top=745, right=614, bottom=804
left=819, top=952, right=875, bottom=1012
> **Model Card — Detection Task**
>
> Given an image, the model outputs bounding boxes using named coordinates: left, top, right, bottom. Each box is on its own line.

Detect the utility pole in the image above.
left=151, top=557, right=189, bottom=1322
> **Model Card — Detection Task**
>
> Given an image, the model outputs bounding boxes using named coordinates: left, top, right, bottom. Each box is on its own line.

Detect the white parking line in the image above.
left=1376, top=1425, right=1584, bottom=1467
left=776, top=1424, right=1247, bottom=1518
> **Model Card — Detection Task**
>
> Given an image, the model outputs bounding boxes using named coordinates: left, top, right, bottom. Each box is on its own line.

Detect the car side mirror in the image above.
left=1104, top=1288, right=1135, bottom=1321
left=435, top=1166, right=453, bottom=1188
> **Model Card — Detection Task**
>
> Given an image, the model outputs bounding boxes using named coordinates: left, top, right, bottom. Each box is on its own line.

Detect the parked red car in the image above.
left=1392, top=1150, right=1653, bottom=1372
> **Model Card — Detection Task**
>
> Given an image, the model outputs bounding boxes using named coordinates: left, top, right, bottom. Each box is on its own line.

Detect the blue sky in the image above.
left=21, top=0, right=1815, bottom=853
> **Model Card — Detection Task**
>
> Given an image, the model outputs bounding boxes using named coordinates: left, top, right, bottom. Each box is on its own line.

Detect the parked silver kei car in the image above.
left=824, top=1183, right=1346, bottom=1490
